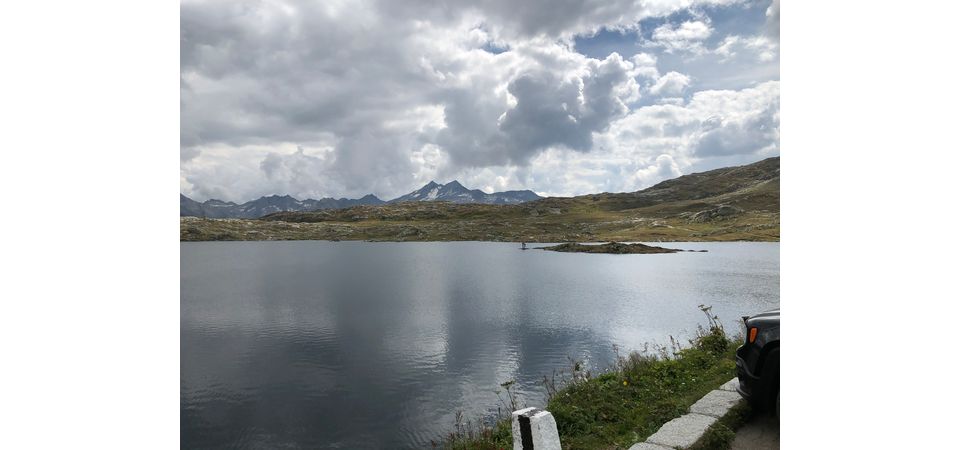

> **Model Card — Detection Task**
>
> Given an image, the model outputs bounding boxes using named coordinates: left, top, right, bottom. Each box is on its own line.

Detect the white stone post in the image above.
left=511, top=407, right=561, bottom=450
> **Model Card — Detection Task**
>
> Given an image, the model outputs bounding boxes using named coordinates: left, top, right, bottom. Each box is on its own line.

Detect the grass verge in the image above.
left=435, top=306, right=744, bottom=450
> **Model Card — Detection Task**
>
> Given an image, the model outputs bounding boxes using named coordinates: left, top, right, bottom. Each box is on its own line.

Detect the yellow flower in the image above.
left=623, top=381, right=627, bottom=386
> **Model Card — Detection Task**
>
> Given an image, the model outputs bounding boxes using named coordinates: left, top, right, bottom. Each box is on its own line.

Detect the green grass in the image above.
left=688, top=400, right=753, bottom=450
left=429, top=410, right=513, bottom=450
left=435, top=307, right=746, bottom=450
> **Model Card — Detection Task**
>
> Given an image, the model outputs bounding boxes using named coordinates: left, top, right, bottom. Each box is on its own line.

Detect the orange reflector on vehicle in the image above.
left=749, top=328, right=757, bottom=343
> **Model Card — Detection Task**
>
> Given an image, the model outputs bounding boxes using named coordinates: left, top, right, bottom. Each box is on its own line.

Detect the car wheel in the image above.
left=776, top=389, right=780, bottom=422
left=762, top=348, right=780, bottom=416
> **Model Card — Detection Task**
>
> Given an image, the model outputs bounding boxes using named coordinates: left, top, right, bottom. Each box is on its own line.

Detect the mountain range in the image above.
left=180, top=180, right=543, bottom=219
left=388, top=180, right=542, bottom=204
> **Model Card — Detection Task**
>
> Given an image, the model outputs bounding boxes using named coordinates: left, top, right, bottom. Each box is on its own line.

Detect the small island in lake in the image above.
left=540, top=242, right=697, bottom=254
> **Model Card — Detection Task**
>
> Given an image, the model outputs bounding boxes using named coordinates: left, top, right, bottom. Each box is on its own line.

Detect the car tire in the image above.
left=761, top=348, right=780, bottom=416
left=776, top=389, right=779, bottom=422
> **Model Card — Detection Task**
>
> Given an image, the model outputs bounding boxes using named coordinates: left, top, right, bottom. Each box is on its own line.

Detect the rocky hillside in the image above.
left=518, top=156, right=779, bottom=214
left=633, top=156, right=779, bottom=203
left=181, top=157, right=779, bottom=243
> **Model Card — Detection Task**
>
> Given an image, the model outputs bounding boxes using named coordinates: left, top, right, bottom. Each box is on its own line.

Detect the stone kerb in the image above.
left=628, top=377, right=743, bottom=450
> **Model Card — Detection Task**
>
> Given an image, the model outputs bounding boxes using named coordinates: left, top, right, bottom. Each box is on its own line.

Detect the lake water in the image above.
left=181, top=241, right=779, bottom=449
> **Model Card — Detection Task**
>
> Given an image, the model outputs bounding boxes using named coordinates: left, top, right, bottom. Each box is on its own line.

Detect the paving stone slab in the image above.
left=627, top=442, right=671, bottom=450
left=719, top=377, right=739, bottom=392
left=646, top=414, right=717, bottom=449
left=689, top=389, right=744, bottom=418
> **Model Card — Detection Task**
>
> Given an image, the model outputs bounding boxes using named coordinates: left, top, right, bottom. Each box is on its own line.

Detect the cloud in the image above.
left=180, top=146, right=201, bottom=163
left=198, top=184, right=234, bottom=202
left=648, top=71, right=692, bottom=96
left=630, top=53, right=660, bottom=79
left=762, top=0, right=780, bottom=43
left=744, top=36, right=778, bottom=62
left=713, top=1, right=779, bottom=63
left=713, top=35, right=778, bottom=63
left=646, top=20, right=714, bottom=55
left=434, top=51, right=640, bottom=168
left=692, top=108, right=779, bottom=157
left=715, top=35, right=741, bottom=60
left=258, top=146, right=329, bottom=197
left=471, top=81, right=781, bottom=197
left=634, top=154, right=683, bottom=186
left=374, top=0, right=738, bottom=41
left=687, top=82, right=780, bottom=157
left=180, top=0, right=778, bottom=203
left=500, top=70, right=594, bottom=153
left=583, top=80, right=779, bottom=188
left=502, top=54, right=637, bottom=151
left=329, top=130, right=420, bottom=194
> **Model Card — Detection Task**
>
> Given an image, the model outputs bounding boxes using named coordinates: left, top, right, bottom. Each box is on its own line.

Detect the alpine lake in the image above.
left=181, top=240, right=779, bottom=449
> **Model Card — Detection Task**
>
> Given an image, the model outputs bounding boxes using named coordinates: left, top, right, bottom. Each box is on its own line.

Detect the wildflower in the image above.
left=623, top=381, right=627, bottom=386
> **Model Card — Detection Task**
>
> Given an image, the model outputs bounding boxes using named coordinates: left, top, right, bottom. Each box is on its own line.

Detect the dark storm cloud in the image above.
left=373, top=0, right=677, bottom=40
left=179, top=2, right=257, bottom=78
left=500, top=55, right=633, bottom=152
left=434, top=53, right=637, bottom=167
left=180, top=0, right=442, bottom=194
left=432, top=88, right=511, bottom=167
left=180, top=0, right=428, bottom=144
left=501, top=71, right=591, bottom=153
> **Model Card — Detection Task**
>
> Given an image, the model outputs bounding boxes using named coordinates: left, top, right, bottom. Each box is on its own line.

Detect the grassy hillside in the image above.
left=180, top=157, right=779, bottom=243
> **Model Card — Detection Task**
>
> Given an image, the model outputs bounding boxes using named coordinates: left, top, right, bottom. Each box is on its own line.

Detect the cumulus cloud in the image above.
left=502, top=54, right=637, bottom=151
left=744, top=36, right=779, bottom=62
left=582, top=81, right=779, bottom=189
left=475, top=81, right=781, bottom=197
left=500, top=71, right=592, bottom=152
left=180, top=0, right=779, bottom=202
left=687, top=82, right=780, bottom=157
left=646, top=20, right=714, bottom=55
left=634, top=154, right=683, bottom=186
left=259, top=146, right=330, bottom=196
left=434, top=52, right=640, bottom=168
left=648, top=71, right=692, bottom=96
left=692, top=108, right=779, bottom=157
left=330, top=130, right=421, bottom=194
left=630, top=53, right=660, bottom=79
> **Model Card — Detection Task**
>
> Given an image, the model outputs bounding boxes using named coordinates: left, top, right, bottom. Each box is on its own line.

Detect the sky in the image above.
left=180, top=0, right=780, bottom=203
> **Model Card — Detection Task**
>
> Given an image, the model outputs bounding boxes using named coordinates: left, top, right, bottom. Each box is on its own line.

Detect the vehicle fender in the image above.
left=754, top=339, right=780, bottom=377
left=760, top=347, right=780, bottom=412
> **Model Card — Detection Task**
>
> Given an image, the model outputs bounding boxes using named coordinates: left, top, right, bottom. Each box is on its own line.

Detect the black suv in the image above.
left=735, top=308, right=780, bottom=417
